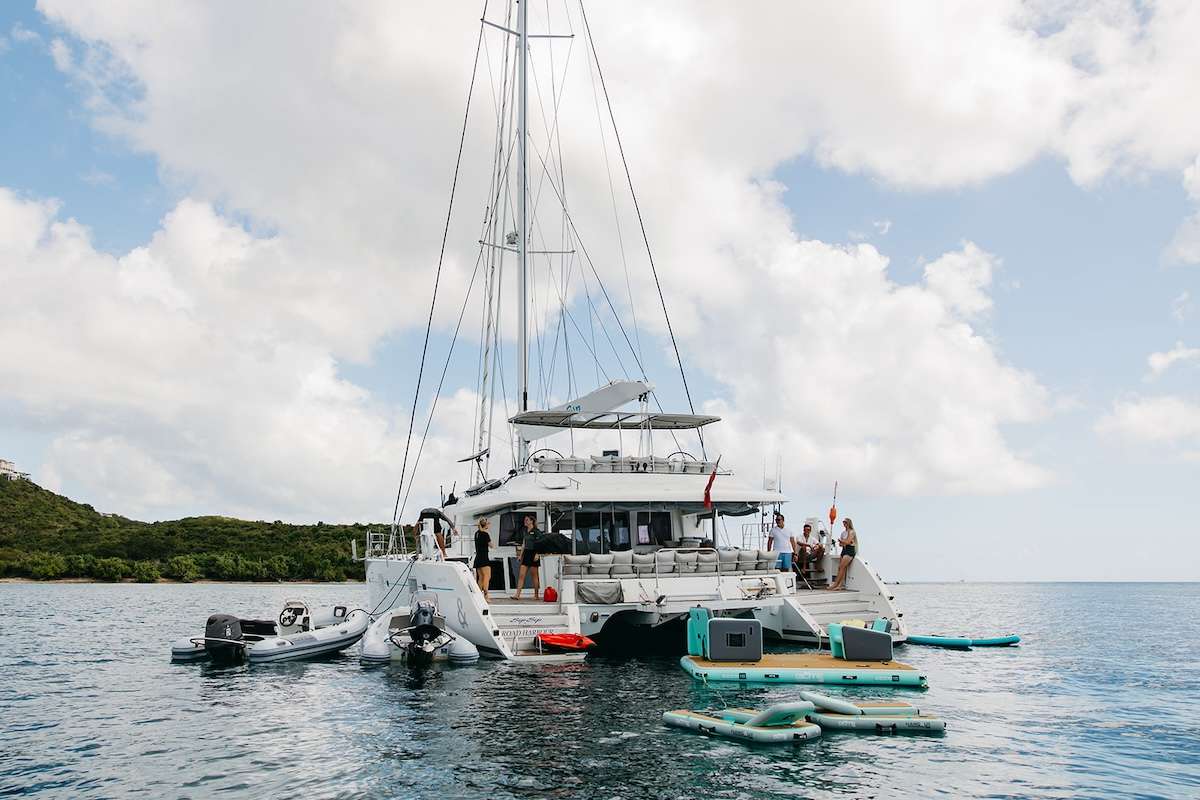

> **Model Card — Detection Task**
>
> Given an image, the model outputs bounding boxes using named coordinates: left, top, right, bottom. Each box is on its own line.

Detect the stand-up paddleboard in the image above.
left=905, top=633, right=1020, bottom=649
left=969, top=634, right=1021, bottom=647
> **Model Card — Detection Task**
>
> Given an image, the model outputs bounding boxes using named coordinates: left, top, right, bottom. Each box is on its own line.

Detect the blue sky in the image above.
left=2, top=3, right=1199, bottom=580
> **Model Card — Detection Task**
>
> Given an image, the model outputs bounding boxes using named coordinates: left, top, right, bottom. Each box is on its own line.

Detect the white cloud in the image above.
left=922, top=242, right=998, bottom=319
left=1172, top=290, right=1193, bottom=322
left=10, top=22, right=41, bottom=44
left=1097, top=395, right=1200, bottom=452
left=873, top=220, right=892, bottom=236
left=0, top=188, right=460, bottom=521
left=13, top=1, right=1146, bottom=516
left=79, top=167, right=115, bottom=187
left=1147, top=342, right=1200, bottom=379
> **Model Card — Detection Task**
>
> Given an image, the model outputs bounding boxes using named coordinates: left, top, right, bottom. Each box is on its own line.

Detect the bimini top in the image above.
left=509, top=410, right=720, bottom=430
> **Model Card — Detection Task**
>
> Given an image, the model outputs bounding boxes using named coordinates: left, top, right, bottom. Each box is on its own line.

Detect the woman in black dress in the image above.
left=513, top=513, right=542, bottom=601
left=473, top=518, right=492, bottom=601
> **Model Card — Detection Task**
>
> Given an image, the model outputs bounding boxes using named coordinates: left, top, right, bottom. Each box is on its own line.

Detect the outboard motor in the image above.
left=204, top=613, right=246, bottom=666
left=403, top=602, right=446, bottom=667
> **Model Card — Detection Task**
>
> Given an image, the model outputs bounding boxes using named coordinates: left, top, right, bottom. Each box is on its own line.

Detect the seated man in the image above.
left=796, top=522, right=825, bottom=574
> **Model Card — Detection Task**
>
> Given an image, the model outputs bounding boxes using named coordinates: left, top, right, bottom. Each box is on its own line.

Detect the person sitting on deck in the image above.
left=512, top=513, right=542, bottom=601
left=797, top=522, right=825, bottom=575
left=767, top=512, right=798, bottom=571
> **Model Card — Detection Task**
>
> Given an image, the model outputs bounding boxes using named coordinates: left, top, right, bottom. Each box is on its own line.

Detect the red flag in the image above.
left=703, top=457, right=722, bottom=509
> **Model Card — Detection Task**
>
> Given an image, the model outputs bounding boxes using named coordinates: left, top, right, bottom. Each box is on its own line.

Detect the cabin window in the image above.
left=570, top=511, right=632, bottom=554
left=497, top=510, right=537, bottom=547
left=636, top=511, right=673, bottom=545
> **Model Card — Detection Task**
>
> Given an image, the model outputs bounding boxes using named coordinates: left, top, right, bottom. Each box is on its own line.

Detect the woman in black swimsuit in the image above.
left=473, top=518, right=492, bottom=601
left=830, top=518, right=858, bottom=591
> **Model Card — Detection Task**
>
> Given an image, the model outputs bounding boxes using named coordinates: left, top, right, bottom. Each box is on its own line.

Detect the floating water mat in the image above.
left=806, top=711, right=946, bottom=733
left=662, top=702, right=822, bottom=744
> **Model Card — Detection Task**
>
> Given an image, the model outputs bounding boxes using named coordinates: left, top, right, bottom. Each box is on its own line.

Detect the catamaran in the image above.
left=362, top=2, right=906, bottom=661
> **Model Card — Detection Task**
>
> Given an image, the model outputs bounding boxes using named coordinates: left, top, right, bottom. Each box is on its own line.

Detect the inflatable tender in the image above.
left=906, top=633, right=1020, bottom=649
left=662, top=702, right=822, bottom=744
left=360, top=603, right=479, bottom=666
left=171, top=600, right=368, bottom=665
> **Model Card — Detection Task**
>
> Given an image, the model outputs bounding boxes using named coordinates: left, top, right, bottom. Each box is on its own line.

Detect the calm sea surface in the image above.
left=1, top=582, right=1197, bottom=799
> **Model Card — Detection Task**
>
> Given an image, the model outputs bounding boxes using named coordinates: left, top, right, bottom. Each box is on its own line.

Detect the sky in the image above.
left=1, top=2, right=1198, bottom=581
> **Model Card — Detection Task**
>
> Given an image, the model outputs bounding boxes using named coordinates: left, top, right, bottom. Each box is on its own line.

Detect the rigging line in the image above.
left=391, top=6, right=488, bottom=530
left=400, top=248, right=487, bottom=519
left=544, top=265, right=614, bottom=384
left=579, top=1, right=706, bottom=457
left=528, top=141, right=642, bottom=380
left=581, top=4, right=641, bottom=366
left=524, top=32, right=575, bottom=229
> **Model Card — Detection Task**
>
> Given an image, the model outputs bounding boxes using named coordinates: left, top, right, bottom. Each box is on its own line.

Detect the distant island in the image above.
left=0, top=477, right=402, bottom=583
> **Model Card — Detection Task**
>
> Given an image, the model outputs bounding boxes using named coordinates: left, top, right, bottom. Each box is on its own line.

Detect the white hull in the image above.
left=365, top=550, right=904, bottom=660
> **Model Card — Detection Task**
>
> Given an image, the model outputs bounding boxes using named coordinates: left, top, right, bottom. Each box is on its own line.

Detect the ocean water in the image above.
left=0, top=581, right=1197, bottom=799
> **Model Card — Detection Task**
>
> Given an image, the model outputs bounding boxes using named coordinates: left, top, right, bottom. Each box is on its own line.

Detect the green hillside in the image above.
left=0, top=478, right=395, bottom=582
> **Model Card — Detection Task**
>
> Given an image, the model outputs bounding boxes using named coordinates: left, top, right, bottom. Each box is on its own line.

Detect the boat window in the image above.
left=609, top=513, right=631, bottom=552
left=636, top=511, right=673, bottom=545
left=573, top=512, right=605, bottom=554
left=497, top=512, right=526, bottom=547
left=570, top=511, right=631, bottom=554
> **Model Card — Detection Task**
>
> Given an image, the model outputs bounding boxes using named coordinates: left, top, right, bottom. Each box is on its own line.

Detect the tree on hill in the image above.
left=0, top=478, right=390, bottom=582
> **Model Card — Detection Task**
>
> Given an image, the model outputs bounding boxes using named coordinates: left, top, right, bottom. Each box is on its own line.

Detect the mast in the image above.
left=516, top=0, right=530, bottom=468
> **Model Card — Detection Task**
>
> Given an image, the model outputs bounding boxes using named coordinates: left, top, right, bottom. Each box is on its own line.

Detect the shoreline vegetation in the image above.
left=0, top=479, right=413, bottom=584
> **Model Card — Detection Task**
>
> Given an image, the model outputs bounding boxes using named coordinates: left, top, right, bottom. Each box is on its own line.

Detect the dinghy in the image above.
left=359, top=602, right=479, bottom=666
left=662, top=702, right=822, bottom=744
left=170, top=600, right=368, bottom=665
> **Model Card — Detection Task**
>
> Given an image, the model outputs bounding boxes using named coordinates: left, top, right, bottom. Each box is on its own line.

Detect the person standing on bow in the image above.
left=829, top=518, right=858, bottom=591
left=473, top=518, right=493, bottom=602
left=767, top=512, right=799, bottom=572
left=513, top=513, right=542, bottom=601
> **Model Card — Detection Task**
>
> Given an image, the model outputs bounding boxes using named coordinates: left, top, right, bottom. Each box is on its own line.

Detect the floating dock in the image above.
left=680, top=652, right=928, bottom=687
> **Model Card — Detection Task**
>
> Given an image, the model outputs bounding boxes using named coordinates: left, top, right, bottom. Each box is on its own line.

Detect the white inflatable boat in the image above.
left=170, top=600, right=369, bottom=665
left=360, top=602, right=479, bottom=666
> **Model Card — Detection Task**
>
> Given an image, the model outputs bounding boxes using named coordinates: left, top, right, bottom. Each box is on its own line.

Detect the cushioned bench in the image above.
left=560, top=549, right=780, bottom=578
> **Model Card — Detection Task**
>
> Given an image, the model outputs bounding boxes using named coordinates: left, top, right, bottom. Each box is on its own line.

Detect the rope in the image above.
left=390, top=5, right=489, bottom=533
left=579, top=1, right=706, bottom=457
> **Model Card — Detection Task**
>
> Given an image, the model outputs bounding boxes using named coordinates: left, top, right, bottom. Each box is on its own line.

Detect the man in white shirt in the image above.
left=767, top=512, right=798, bottom=571
left=797, top=522, right=825, bottom=574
